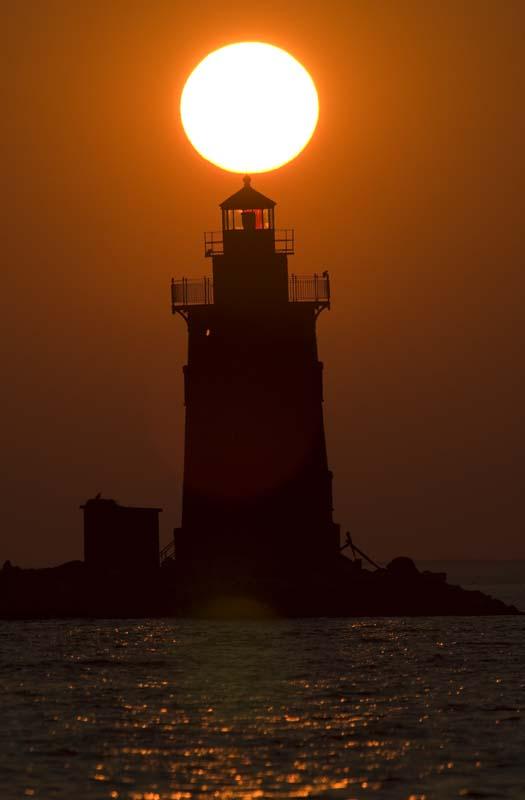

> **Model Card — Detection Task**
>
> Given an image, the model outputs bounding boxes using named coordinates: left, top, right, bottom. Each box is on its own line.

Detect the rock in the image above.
left=386, top=556, right=419, bottom=578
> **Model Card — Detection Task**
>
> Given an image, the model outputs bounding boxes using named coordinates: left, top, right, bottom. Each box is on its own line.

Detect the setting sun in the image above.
left=180, top=42, right=319, bottom=174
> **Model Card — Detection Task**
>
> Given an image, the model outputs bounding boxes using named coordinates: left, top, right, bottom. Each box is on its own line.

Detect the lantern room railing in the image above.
left=204, top=231, right=223, bottom=257
left=171, top=273, right=330, bottom=311
left=276, top=229, right=295, bottom=255
left=204, top=229, right=295, bottom=257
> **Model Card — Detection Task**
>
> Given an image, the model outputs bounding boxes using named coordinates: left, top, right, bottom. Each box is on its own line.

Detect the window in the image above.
left=224, top=208, right=273, bottom=230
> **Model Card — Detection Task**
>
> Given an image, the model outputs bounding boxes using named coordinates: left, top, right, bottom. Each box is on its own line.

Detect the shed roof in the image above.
left=80, top=496, right=162, bottom=512
left=220, top=176, right=276, bottom=209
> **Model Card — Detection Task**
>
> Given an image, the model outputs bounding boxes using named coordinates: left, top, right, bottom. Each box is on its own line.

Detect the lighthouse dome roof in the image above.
left=220, top=176, right=276, bottom=210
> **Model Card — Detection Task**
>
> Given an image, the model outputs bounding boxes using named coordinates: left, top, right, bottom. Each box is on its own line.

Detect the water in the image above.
left=1, top=616, right=524, bottom=800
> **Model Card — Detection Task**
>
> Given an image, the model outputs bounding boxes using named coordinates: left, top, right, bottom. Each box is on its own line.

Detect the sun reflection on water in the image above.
left=3, top=618, right=525, bottom=799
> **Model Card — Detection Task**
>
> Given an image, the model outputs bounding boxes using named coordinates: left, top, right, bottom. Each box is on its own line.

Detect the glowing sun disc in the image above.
left=180, top=42, right=319, bottom=174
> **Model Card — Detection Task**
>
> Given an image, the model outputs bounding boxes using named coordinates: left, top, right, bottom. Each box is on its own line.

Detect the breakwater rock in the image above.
left=0, top=556, right=520, bottom=619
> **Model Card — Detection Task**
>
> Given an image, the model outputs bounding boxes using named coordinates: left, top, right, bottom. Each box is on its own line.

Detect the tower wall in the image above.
left=177, top=251, right=339, bottom=573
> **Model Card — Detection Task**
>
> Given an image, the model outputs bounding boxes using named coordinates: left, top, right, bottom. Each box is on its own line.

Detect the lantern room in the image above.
left=203, top=176, right=294, bottom=258
left=220, top=175, right=275, bottom=231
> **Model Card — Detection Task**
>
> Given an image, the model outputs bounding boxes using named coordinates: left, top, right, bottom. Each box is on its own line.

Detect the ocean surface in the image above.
left=1, top=611, right=524, bottom=800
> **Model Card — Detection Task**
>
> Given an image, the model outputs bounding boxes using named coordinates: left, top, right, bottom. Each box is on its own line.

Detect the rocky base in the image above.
left=0, top=556, right=521, bottom=619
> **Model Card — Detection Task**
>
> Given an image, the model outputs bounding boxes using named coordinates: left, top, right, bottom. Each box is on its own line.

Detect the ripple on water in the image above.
left=0, top=617, right=524, bottom=799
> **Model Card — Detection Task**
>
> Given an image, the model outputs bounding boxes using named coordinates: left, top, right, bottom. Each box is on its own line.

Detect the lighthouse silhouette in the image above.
left=171, top=176, right=340, bottom=606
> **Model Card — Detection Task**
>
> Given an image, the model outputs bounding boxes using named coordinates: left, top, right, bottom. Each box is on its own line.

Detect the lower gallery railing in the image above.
left=171, top=273, right=330, bottom=309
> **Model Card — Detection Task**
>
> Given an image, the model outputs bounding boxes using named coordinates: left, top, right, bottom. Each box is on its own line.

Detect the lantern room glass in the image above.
left=222, top=208, right=274, bottom=231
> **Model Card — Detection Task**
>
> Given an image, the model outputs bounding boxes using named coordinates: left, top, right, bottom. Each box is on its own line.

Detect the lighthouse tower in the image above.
left=171, top=177, right=340, bottom=584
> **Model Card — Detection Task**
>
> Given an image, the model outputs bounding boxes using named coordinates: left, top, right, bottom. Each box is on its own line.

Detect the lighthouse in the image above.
left=171, top=177, right=340, bottom=590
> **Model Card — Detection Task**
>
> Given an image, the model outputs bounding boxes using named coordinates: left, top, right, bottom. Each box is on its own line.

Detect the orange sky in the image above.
left=2, top=1, right=524, bottom=566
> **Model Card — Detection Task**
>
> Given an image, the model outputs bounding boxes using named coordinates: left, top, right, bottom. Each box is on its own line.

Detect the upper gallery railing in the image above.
left=171, top=273, right=330, bottom=311
left=204, top=229, right=295, bottom=257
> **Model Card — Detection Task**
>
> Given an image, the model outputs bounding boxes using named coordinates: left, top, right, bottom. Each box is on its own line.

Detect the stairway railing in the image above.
left=160, top=540, right=175, bottom=565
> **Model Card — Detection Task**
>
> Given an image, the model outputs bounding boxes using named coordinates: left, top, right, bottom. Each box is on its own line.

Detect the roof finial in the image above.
left=243, top=174, right=251, bottom=188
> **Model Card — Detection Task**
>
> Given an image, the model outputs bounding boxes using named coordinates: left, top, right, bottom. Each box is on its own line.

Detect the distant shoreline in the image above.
left=415, top=560, right=525, bottom=584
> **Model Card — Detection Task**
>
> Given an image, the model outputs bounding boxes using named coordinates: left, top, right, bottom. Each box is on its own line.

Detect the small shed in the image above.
left=81, top=496, right=161, bottom=571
